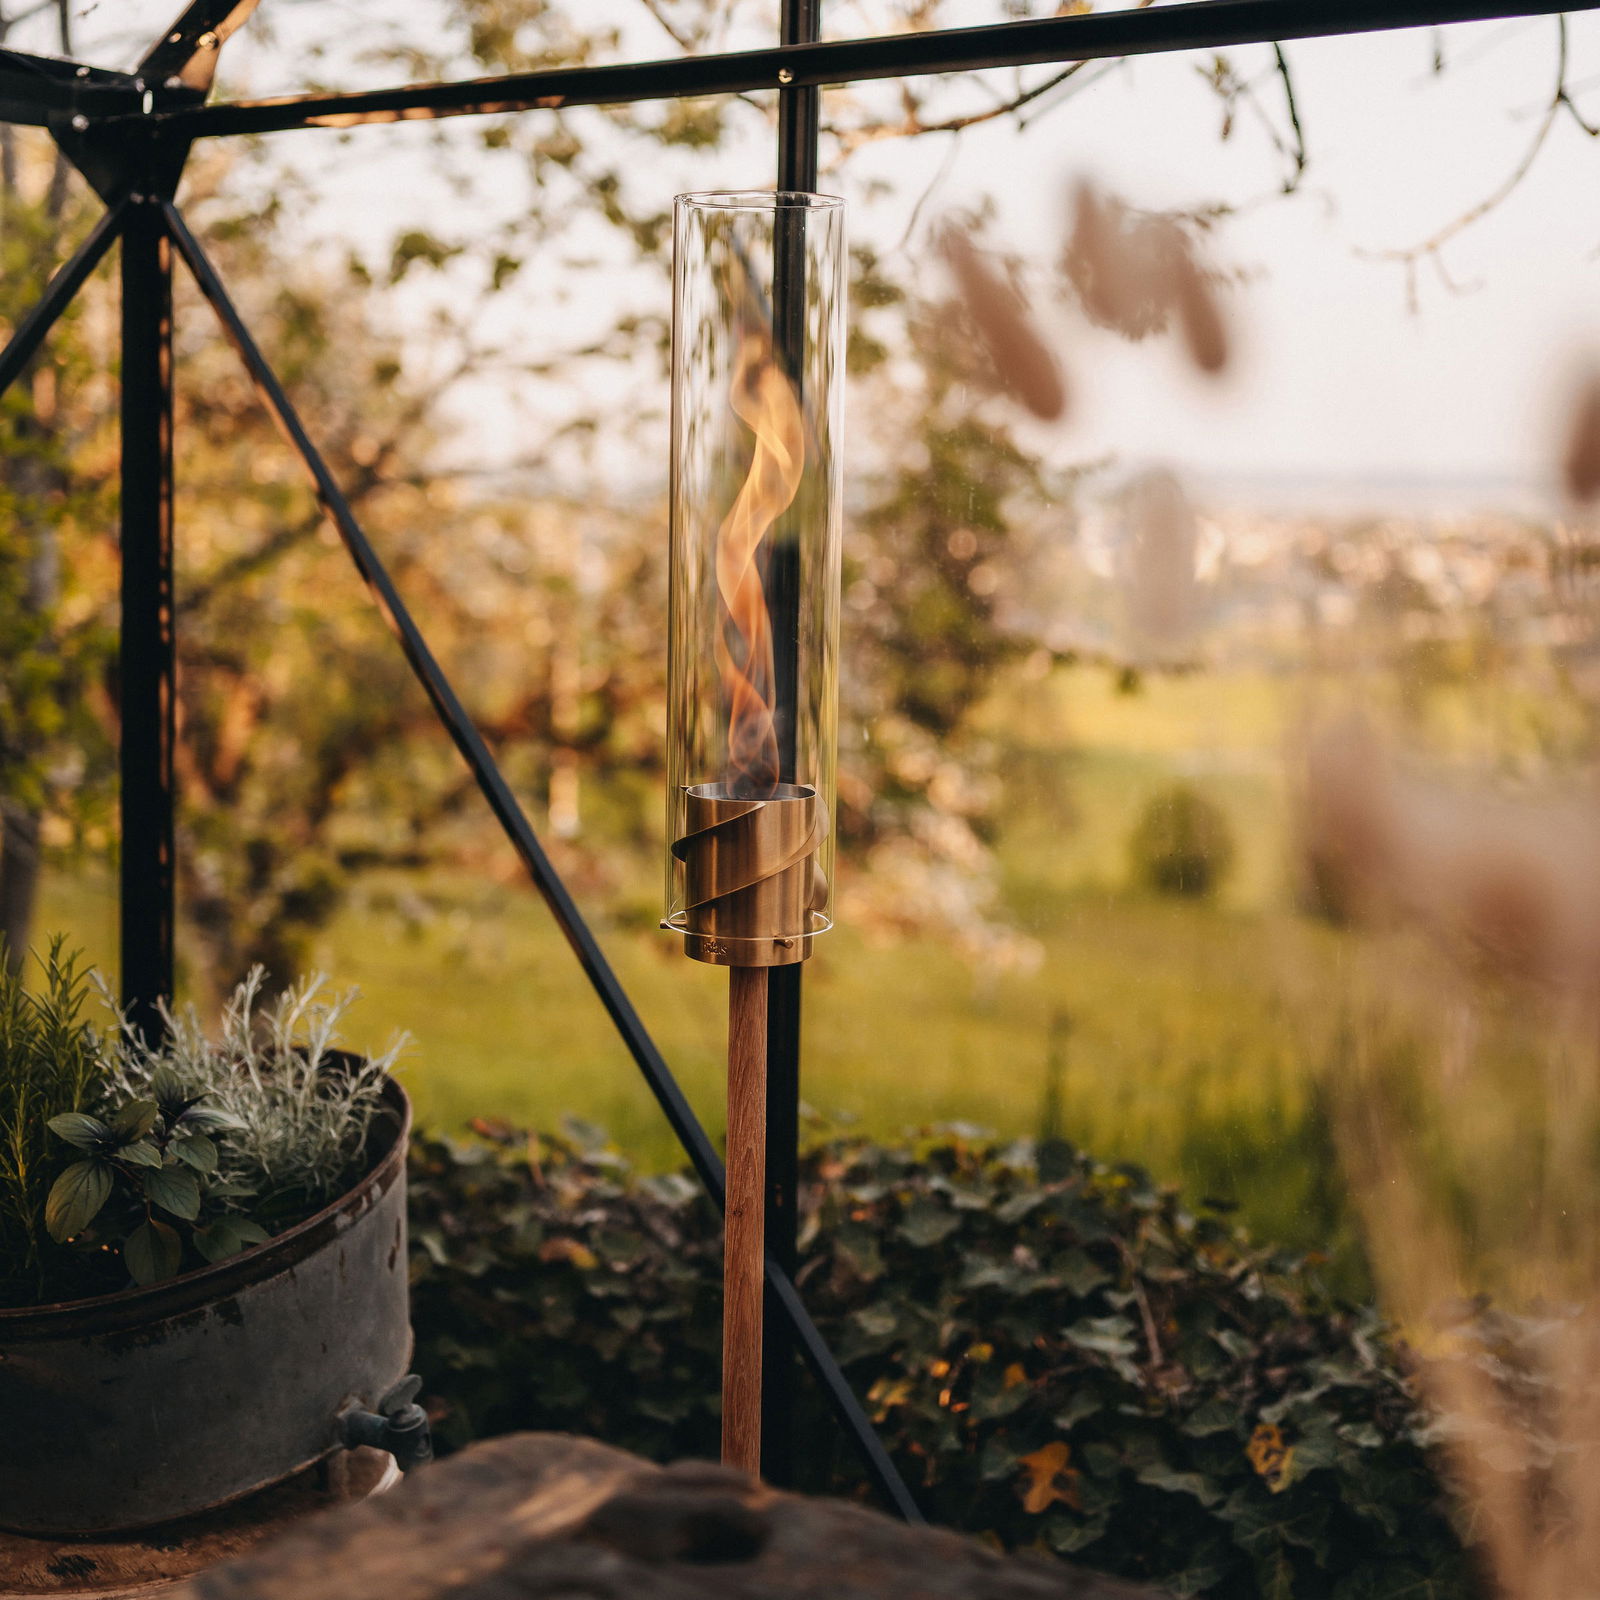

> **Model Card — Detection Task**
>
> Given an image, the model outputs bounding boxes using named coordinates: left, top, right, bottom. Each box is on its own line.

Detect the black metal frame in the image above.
left=0, top=0, right=1592, bottom=1519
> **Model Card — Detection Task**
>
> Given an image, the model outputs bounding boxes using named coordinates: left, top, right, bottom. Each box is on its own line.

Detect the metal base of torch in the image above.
left=667, top=782, right=828, bottom=967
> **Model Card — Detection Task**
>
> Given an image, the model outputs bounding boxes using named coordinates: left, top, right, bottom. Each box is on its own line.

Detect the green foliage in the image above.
left=1128, top=783, right=1238, bottom=900
left=0, top=938, right=102, bottom=1298
left=408, top=1122, right=1476, bottom=1600
left=42, top=1072, right=262, bottom=1287
left=0, top=946, right=398, bottom=1303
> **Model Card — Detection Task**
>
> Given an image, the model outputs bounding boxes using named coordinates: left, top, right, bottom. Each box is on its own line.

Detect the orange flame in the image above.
left=716, top=330, right=805, bottom=796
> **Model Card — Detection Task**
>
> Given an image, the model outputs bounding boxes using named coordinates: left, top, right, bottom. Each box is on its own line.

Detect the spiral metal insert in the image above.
left=668, top=781, right=828, bottom=966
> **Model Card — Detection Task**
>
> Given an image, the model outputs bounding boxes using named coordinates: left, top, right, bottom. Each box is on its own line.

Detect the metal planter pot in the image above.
left=0, top=1075, right=413, bottom=1537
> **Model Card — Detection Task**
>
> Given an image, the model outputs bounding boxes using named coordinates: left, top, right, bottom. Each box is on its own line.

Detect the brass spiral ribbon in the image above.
left=671, top=782, right=828, bottom=966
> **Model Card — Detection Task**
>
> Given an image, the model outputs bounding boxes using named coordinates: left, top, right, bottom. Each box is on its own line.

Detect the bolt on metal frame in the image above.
left=1, top=0, right=1594, bottom=1519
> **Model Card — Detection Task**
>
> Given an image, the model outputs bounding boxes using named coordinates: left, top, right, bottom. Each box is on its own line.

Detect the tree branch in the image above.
left=1365, top=15, right=1597, bottom=306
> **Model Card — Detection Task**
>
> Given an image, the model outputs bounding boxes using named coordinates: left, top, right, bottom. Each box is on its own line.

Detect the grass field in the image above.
left=36, top=663, right=1372, bottom=1278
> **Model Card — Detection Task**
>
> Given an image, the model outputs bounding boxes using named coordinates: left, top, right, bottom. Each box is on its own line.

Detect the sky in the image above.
left=19, top=2, right=1600, bottom=511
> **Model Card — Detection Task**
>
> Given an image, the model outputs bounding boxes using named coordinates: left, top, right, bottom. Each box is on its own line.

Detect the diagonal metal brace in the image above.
left=141, top=0, right=264, bottom=94
left=158, top=198, right=923, bottom=1526
left=0, top=199, right=128, bottom=402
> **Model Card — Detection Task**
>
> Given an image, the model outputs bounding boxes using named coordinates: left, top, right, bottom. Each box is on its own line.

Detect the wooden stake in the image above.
left=723, top=965, right=768, bottom=1476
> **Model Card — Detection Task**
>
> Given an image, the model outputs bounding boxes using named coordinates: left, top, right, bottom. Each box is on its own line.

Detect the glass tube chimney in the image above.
left=664, top=190, right=845, bottom=967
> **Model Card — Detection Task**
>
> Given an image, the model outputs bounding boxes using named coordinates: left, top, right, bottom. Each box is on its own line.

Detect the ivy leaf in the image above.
left=125, top=1219, right=182, bottom=1285
left=1058, top=1247, right=1111, bottom=1297
left=1135, top=1460, right=1224, bottom=1507
left=1184, top=1397, right=1240, bottom=1437
left=1063, top=1314, right=1139, bottom=1360
left=897, top=1199, right=960, bottom=1248
left=1248, top=1422, right=1295, bottom=1493
left=1017, top=1441, right=1080, bottom=1513
left=47, top=1112, right=111, bottom=1150
left=144, top=1163, right=201, bottom=1221
left=109, top=1099, right=160, bottom=1142
left=173, top=1133, right=219, bottom=1174
left=45, top=1159, right=113, bottom=1240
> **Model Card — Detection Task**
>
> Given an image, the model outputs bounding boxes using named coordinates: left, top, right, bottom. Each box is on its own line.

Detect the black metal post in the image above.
left=763, top=0, right=822, bottom=1492
left=118, top=195, right=176, bottom=1036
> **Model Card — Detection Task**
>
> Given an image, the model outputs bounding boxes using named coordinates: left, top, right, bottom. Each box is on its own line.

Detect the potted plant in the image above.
left=0, top=942, right=422, bottom=1535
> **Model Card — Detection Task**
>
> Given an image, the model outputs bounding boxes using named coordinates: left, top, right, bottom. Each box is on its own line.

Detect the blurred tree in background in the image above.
left=1, top=0, right=1116, bottom=994
left=0, top=0, right=117, bottom=973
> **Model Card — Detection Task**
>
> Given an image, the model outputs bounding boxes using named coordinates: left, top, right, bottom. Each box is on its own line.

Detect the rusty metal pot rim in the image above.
left=0, top=1068, right=410, bottom=1337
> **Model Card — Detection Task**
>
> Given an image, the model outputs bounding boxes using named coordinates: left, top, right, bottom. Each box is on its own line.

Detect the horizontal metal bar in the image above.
left=145, top=0, right=1600, bottom=140
left=159, top=198, right=922, bottom=1522
left=0, top=45, right=139, bottom=127
left=0, top=199, right=126, bottom=400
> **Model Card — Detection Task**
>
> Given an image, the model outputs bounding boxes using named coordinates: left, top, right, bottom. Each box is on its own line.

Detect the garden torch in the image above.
left=664, top=190, right=845, bottom=1475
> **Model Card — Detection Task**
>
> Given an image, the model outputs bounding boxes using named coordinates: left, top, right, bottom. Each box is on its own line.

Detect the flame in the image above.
left=716, top=330, right=805, bottom=797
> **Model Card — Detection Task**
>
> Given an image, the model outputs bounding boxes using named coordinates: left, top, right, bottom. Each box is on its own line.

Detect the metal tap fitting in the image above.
left=339, top=1375, right=434, bottom=1472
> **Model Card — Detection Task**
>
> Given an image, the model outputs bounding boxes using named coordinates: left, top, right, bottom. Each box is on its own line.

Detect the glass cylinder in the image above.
left=664, top=191, right=845, bottom=968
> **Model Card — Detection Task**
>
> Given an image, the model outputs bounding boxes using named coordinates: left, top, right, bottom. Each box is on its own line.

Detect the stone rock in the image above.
left=175, top=1434, right=1161, bottom=1600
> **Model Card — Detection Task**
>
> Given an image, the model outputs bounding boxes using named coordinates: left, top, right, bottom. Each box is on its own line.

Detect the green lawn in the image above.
left=36, top=663, right=1370, bottom=1279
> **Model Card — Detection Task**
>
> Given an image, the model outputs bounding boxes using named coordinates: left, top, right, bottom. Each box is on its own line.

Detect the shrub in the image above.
left=1127, top=783, right=1236, bottom=899
left=408, top=1122, right=1476, bottom=1600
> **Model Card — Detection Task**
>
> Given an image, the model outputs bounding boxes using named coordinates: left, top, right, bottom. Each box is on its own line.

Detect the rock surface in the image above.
left=178, top=1434, right=1160, bottom=1600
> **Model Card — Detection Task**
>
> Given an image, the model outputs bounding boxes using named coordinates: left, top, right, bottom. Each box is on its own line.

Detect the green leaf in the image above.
left=897, top=1199, right=960, bottom=1248
left=1135, top=1461, right=1224, bottom=1507
left=150, top=1065, right=187, bottom=1110
left=118, top=1140, right=163, bottom=1168
left=1185, top=1397, right=1241, bottom=1437
left=125, top=1219, right=182, bottom=1285
left=109, top=1099, right=159, bottom=1142
left=45, top=1159, right=113, bottom=1240
left=1063, top=1315, right=1139, bottom=1360
left=1058, top=1247, right=1112, bottom=1298
left=47, top=1112, right=111, bottom=1150
left=1051, top=1389, right=1103, bottom=1431
left=143, top=1163, right=201, bottom=1221
left=173, top=1133, right=219, bottom=1174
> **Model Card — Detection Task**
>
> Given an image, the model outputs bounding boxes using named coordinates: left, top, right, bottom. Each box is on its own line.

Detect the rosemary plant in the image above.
left=0, top=939, right=105, bottom=1303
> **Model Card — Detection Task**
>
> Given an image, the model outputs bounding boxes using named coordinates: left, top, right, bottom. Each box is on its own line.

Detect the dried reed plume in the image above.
left=1065, top=180, right=1230, bottom=375
left=1562, top=369, right=1600, bottom=504
left=1120, top=469, right=1202, bottom=663
left=1300, top=715, right=1600, bottom=991
left=1301, top=714, right=1600, bottom=1599
left=939, top=223, right=1069, bottom=421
